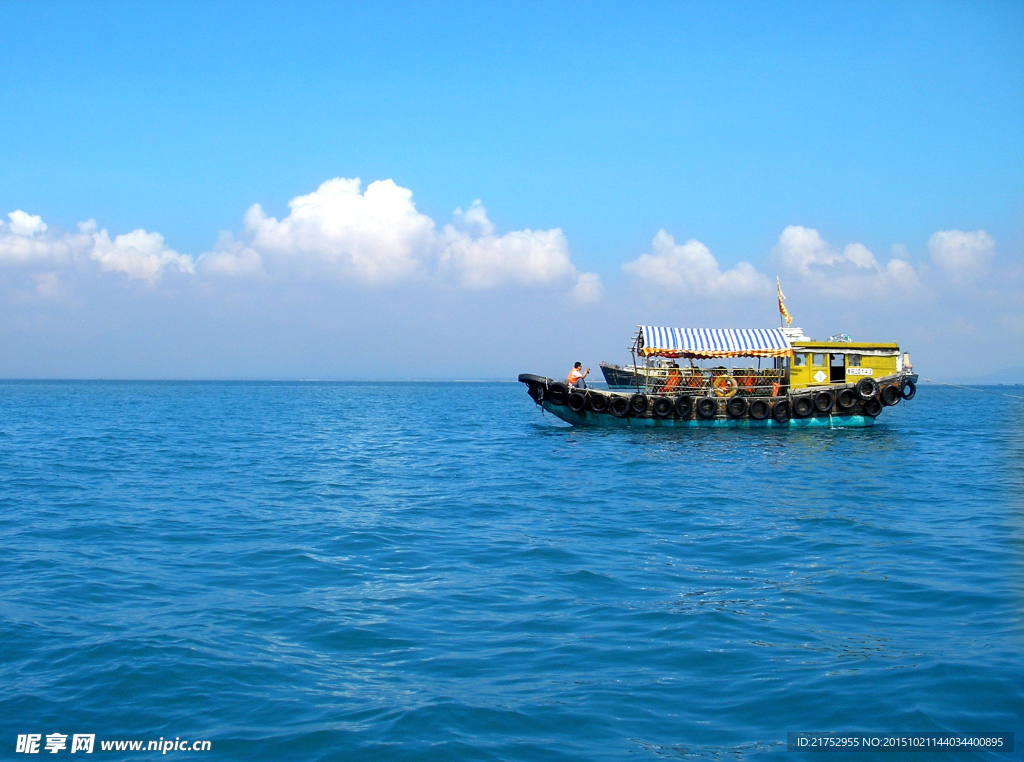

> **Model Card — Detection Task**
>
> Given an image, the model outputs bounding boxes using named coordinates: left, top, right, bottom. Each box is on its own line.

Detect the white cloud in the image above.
left=8, top=210, right=48, bottom=237
left=241, top=181, right=598, bottom=297
left=0, top=228, right=69, bottom=264
left=452, top=198, right=495, bottom=236
left=197, top=232, right=266, bottom=278
left=927, top=230, right=994, bottom=280
left=440, top=225, right=577, bottom=288
left=622, top=229, right=770, bottom=297
left=0, top=218, right=91, bottom=265
left=17, top=187, right=990, bottom=313
left=571, top=272, right=603, bottom=305
left=883, top=257, right=920, bottom=290
left=0, top=183, right=598, bottom=299
left=623, top=225, right=927, bottom=304
left=841, top=242, right=878, bottom=269
left=774, top=225, right=920, bottom=296
left=89, top=228, right=194, bottom=282
left=243, top=178, right=436, bottom=284
left=439, top=200, right=582, bottom=289
left=0, top=214, right=192, bottom=281
left=775, top=225, right=839, bottom=275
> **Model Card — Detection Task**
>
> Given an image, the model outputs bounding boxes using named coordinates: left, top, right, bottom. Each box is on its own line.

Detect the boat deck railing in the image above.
left=639, top=367, right=785, bottom=397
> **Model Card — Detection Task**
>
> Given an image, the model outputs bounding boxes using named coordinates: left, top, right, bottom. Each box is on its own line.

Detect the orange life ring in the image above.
left=712, top=375, right=738, bottom=398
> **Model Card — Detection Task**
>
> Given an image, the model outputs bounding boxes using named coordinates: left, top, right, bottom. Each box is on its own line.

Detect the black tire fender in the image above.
left=726, top=396, right=748, bottom=418
left=674, top=395, right=694, bottom=418
left=863, top=398, right=882, bottom=417
left=695, top=397, right=718, bottom=419
left=609, top=395, right=630, bottom=418
left=517, top=373, right=547, bottom=385
left=567, top=390, right=587, bottom=413
left=813, top=390, right=834, bottom=413
left=836, top=388, right=858, bottom=411
left=792, top=395, right=814, bottom=418
left=900, top=379, right=916, bottom=400
left=652, top=396, right=674, bottom=418
left=587, top=391, right=610, bottom=414
left=748, top=399, right=770, bottom=420
left=856, top=378, right=879, bottom=400
left=629, top=393, right=648, bottom=415
left=772, top=399, right=791, bottom=423
left=880, top=384, right=901, bottom=406
left=548, top=382, right=568, bottom=406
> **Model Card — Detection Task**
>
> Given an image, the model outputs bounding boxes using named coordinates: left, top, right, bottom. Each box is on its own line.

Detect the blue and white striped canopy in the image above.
left=638, top=327, right=792, bottom=359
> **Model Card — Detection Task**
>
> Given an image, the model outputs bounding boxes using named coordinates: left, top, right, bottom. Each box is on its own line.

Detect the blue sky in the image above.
left=1, top=1, right=1022, bottom=379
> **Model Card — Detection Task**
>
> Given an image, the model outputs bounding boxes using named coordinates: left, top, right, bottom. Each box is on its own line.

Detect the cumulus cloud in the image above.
left=439, top=200, right=583, bottom=289
left=623, top=225, right=927, bottom=303
left=774, top=225, right=839, bottom=275
left=90, top=228, right=194, bottom=281
left=197, top=232, right=266, bottom=278
left=452, top=198, right=494, bottom=236
left=8, top=210, right=48, bottom=237
left=774, top=225, right=920, bottom=295
left=0, top=182, right=601, bottom=301
left=0, top=217, right=91, bottom=266
left=927, top=230, right=994, bottom=280
left=571, top=272, right=603, bottom=305
left=239, top=180, right=599, bottom=297
left=0, top=214, right=193, bottom=281
left=243, top=178, right=436, bottom=284
left=0, top=211, right=81, bottom=264
left=622, top=230, right=770, bottom=297
left=14, top=182, right=996, bottom=313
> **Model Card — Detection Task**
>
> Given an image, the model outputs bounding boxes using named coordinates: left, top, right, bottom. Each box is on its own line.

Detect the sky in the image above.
left=1, top=0, right=1022, bottom=380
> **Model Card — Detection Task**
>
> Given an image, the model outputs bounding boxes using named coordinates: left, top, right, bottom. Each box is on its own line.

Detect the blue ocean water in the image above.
left=0, top=381, right=1021, bottom=761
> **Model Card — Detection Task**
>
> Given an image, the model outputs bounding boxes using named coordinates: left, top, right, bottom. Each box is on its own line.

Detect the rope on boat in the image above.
left=923, top=380, right=1024, bottom=400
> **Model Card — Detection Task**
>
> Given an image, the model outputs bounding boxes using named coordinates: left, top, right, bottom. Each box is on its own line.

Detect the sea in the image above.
left=1, top=381, right=1021, bottom=761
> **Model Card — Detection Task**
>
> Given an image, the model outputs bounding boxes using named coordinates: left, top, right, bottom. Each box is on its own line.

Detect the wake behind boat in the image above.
left=518, top=325, right=917, bottom=428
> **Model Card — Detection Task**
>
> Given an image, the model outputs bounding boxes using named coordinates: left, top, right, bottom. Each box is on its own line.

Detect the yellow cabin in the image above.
left=788, top=341, right=904, bottom=390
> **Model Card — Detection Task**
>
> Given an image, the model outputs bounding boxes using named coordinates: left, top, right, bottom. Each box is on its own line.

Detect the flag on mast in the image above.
left=777, top=277, right=792, bottom=327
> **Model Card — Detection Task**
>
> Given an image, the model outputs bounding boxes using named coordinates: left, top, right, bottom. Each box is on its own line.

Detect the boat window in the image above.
left=812, top=353, right=826, bottom=366
left=793, top=352, right=807, bottom=367
left=848, top=354, right=861, bottom=367
left=830, top=354, right=844, bottom=367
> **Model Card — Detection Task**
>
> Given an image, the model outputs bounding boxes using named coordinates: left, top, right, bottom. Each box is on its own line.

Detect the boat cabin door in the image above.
left=808, top=353, right=829, bottom=385
left=830, top=353, right=845, bottom=383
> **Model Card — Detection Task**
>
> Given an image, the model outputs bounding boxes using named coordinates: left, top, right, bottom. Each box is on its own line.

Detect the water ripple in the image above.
left=0, top=381, right=1021, bottom=760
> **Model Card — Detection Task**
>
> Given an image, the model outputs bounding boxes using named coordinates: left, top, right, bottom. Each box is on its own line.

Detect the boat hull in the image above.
left=517, top=373, right=915, bottom=429
left=540, top=401, right=875, bottom=428
left=598, top=363, right=641, bottom=391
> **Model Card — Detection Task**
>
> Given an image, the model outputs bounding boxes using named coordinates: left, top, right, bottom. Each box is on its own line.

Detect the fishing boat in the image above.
left=518, top=325, right=917, bottom=428
left=600, top=357, right=682, bottom=391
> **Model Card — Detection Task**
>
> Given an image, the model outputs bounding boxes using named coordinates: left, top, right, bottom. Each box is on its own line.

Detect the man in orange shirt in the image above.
left=567, top=362, right=589, bottom=389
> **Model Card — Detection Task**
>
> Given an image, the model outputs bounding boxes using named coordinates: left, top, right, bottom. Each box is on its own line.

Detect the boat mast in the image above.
left=631, top=331, right=641, bottom=393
